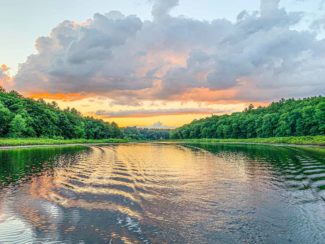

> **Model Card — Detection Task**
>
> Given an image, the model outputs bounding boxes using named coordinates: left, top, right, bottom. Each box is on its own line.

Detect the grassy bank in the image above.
left=170, top=135, right=325, bottom=146
left=0, top=138, right=129, bottom=147
left=1, top=135, right=324, bottom=148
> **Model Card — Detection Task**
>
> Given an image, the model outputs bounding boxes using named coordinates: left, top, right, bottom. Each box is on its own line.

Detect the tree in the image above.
left=9, top=114, right=27, bottom=137
left=0, top=88, right=124, bottom=139
left=111, top=122, right=122, bottom=138
left=172, top=97, right=325, bottom=140
left=315, top=102, right=325, bottom=134
left=74, top=122, right=86, bottom=138
left=0, top=101, right=12, bottom=135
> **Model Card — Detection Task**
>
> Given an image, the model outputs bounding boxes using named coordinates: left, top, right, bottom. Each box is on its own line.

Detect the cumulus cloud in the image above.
left=13, top=0, right=325, bottom=103
left=152, top=0, right=179, bottom=19
left=0, top=67, right=6, bottom=86
left=95, top=107, right=232, bottom=118
left=260, top=0, right=280, bottom=16
left=0, top=64, right=12, bottom=88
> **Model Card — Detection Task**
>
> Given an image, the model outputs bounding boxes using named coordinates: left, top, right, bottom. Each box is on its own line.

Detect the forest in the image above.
left=1, top=87, right=324, bottom=141
left=0, top=87, right=122, bottom=139
left=171, top=97, right=325, bottom=139
left=0, top=87, right=170, bottom=140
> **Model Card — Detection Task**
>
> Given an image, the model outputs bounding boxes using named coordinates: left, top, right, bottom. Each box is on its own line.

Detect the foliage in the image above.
left=171, top=97, right=325, bottom=140
left=123, top=127, right=170, bottom=140
left=171, top=135, right=325, bottom=146
left=0, top=88, right=123, bottom=139
left=9, top=114, right=28, bottom=137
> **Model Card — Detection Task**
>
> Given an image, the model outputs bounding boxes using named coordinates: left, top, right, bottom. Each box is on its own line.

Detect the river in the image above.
left=0, top=143, right=324, bottom=243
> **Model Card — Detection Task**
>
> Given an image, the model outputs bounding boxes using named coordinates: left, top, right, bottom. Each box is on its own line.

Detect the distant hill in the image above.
left=0, top=87, right=122, bottom=139
left=171, top=97, right=325, bottom=139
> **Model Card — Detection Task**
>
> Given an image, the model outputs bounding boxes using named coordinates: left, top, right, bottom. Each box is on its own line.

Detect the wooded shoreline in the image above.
left=0, top=135, right=324, bottom=149
left=170, top=136, right=325, bottom=146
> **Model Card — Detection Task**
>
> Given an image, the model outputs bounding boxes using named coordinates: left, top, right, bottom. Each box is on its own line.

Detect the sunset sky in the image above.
left=1, top=0, right=325, bottom=127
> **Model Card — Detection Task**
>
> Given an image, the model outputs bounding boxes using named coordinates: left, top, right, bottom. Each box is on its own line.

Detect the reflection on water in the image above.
left=0, top=143, right=324, bottom=243
left=0, top=146, right=87, bottom=188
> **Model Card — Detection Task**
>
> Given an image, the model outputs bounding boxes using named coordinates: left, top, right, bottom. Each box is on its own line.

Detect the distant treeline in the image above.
left=171, top=97, right=325, bottom=139
left=123, top=127, right=170, bottom=140
left=0, top=87, right=122, bottom=139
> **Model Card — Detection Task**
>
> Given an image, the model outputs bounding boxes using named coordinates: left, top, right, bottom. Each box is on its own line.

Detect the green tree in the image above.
left=172, top=97, right=325, bottom=140
left=9, top=114, right=27, bottom=137
left=0, top=101, right=12, bottom=135
left=315, top=102, right=325, bottom=134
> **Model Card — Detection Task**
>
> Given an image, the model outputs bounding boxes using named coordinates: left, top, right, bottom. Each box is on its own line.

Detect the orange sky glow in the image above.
left=1, top=61, right=271, bottom=128
left=28, top=92, right=268, bottom=128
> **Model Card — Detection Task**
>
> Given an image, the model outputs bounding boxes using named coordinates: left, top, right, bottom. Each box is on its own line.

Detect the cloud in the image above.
left=260, top=0, right=280, bottom=16
left=12, top=0, right=325, bottom=103
left=152, top=0, right=179, bottom=19
left=0, top=64, right=12, bottom=88
left=95, top=108, right=232, bottom=118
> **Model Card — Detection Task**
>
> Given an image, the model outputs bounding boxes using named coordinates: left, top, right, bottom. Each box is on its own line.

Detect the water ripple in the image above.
left=0, top=144, right=324, bottom=243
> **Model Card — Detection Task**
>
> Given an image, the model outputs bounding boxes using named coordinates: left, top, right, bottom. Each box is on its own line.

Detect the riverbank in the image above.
left=0, top=138, right=129, bottom=147
left=169, top=135, right=325, bottom=146
left=0, top=135, right=324, bottom=149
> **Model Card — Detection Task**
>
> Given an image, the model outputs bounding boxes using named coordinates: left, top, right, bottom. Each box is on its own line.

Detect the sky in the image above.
left=1, top=0, right=325, bottom=127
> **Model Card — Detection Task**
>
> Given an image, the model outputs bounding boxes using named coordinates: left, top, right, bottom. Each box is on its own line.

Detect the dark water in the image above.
left=0, top=143, right=324, bottom=243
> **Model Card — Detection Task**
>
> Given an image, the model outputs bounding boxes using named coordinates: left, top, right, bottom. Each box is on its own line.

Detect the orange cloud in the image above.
left=171, top=87, right=237, bottom=103
left=95, top=108, right=232, bottom=118
left=168, top=88, right=269, bottom=106
left=1, top=64, right=9, bottom=72
left=30, top=92, right=94, bottom=101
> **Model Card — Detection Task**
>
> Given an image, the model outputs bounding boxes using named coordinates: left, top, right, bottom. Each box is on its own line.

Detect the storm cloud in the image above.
left=13, top=0, right=325, bottom=103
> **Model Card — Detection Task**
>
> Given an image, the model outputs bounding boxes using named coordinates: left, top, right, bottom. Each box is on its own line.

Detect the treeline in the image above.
left=123, top=127, right=170, bottom=140
left=171, top=97, right=325, bottom=139
left=0, top=87, right=122, bottom=139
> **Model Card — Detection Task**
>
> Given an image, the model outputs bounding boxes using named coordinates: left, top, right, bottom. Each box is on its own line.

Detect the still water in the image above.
left=0, top=143, right=324, bottom=243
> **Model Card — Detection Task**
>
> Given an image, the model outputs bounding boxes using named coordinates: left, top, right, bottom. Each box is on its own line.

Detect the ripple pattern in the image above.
left=0, top=143, right=324, bottom=243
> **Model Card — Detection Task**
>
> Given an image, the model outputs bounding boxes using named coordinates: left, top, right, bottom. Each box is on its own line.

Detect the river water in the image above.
left=0, top=143, right=324, bottom=243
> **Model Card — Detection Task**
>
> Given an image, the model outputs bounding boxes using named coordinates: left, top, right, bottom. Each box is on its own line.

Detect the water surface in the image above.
left=0, top=143, right=324, bottom=243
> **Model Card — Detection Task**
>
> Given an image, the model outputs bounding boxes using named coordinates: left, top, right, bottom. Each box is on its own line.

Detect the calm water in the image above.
left=0, top=143, right=324, bottom=243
